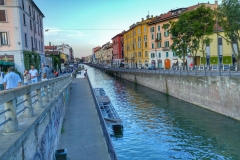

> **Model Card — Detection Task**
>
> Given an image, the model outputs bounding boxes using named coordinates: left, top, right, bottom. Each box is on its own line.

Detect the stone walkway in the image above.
left=59, top=78, right=110, bottom=160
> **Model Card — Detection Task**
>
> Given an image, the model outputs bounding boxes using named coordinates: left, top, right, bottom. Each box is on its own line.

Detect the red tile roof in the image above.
left=45, top=51, right=59, bottom=56
left=44, top=46, right=57, bottom=50
left=111, top=31, right=126, bottom=40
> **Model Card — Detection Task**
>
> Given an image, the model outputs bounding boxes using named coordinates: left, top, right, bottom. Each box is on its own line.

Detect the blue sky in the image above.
left=34, top=0, right=219, bottom=58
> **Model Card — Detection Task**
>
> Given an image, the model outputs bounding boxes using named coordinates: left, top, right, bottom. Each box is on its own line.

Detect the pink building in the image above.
left=0, top=0, right=44, bottom=73
left=111, top=31, right=125, bottom=66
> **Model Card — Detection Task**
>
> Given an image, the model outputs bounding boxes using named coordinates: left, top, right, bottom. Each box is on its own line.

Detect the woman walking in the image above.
left=23, top=70, right=30, bottom=85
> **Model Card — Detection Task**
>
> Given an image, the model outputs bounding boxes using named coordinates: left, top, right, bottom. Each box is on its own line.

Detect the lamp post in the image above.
left=45, top=29, right=54, bottom=69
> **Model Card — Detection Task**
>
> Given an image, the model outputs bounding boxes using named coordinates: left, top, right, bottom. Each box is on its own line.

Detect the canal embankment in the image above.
left=116, top=72, right=240, bottom=121
left=89, top=65, right=240, bottom=121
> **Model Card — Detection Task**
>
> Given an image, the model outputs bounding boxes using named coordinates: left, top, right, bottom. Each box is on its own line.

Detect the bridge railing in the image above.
left=0, top=75, right=71, bottom=134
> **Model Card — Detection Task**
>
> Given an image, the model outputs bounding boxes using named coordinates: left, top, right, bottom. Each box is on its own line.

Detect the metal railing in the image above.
left=89, top=64, right=240, bottom=77
left=0, top=75, right=72, bottom=134
left=87, top=75, right=118, bottom=160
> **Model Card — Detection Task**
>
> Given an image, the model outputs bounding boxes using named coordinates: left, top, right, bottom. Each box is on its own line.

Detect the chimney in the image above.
left=49, top=42, right=51, bottom=46
left=215, top=0, right=218, bottom=5
left=142, top=18, right=144, bottom=21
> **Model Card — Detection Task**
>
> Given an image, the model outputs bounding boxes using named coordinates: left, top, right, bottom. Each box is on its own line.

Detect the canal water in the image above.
left=86, top=66, right=240, bottom=160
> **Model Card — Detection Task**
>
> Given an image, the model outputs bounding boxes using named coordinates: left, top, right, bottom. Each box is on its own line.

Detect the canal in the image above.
left=86, top=66, right=240, bottom=160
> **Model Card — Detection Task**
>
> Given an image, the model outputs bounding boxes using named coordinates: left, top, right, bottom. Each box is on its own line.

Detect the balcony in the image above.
left=162, top=47, right=170, bottom=51
left=170, top=35, right=176, bottom=39
left=155, top=38, right=162, bottom=42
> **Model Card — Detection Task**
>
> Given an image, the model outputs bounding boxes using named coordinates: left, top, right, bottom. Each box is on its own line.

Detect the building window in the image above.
left=150, top=27, right=154, bottom=32
left=159, top=52, right=161, bottom=58
left=30, top=20, right=32, bottom=30
left=157, top=33, right=161, bottom=40
left=138, top=36, right=141, bottom=42
left=157, top=42, right=161, bottom=48
left=144, top=35, right=147, bottom=41
left=23, top=14, right=26, bottom=25
left=39, top=40, right=40, bottom=51
left=152, top=43, right=154, bottom=49
left=145, top=51, right=148, bottom=57
left=151, top=53, right=155, bottom=58
left=37, top=15, right=39, bottom=23
left=138, top=43, right=141, bottom=49
left=164, top=30, right=169, bottom=37
left=22, top=0, right=24, bottom=9
left=164, top=41, right=169, bottom=47
left=29, top=6, right=31, bottom=16
left=138, top=28, right=140, bottom=34
left=0, top=32, right=8, bottom=45
left=138, top=52, right=141, bottom=57
left=144, top=26, right=146, bottom=32
left=35, top=38, right=37, bottom=50
left=151, top=34, right=154, bottom=40
left=24, top=33, right=27, bottom=47
left=218, top=38, right=222, bottom=45
left=166, top=52, right=169, bottom=57
left=158, top=25, right=160, bottom=31
left=0, top=0, right=5, bottom=5
left=0, top=10, right=6, bottom=22
left=145, top=42, right=147, bottom=48
left=173, top=52, right=176, bottom=57
left=31, top=37, right=33, bottom=48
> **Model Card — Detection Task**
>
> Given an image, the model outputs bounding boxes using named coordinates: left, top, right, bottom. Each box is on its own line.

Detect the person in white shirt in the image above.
left=29, top=65, right=38, bottom=83
left=3, top=67, right=21, bottom=90
left=0, top=69, right=5, bottom=90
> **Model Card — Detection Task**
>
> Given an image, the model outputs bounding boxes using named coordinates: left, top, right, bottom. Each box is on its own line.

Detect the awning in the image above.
left=173, top=59, right=178, bottom=64
left=0, top=61, right=14, bottom=66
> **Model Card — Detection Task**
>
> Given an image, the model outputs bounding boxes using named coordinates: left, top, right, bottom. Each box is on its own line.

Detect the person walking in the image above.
left=3, top=67, right=21, bottom=90
left=0, top=69, right=5, bottom=91
left=29, top=65, right=38, bottom=83
left=41, top=64, right=48, bottom=81
left=84, top=69, right=87, bottom=78
left=54, top=70, right=58, bottom=77
left=23, top=69, right=30, bottom=85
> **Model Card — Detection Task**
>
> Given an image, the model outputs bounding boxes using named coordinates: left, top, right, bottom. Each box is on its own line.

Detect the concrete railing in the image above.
left=0, top=75, right=71, bottom=134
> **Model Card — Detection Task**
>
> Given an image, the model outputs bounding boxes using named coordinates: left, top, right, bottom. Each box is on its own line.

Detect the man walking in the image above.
left=41, top=64, right=48, bottom=81
left=29, top=65, right=38, bottom=83
left=3, top=67, right=21, bottom=90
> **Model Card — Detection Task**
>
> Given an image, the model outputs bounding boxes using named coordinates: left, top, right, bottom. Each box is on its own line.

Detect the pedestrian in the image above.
left=3, top=67, right=21, bottom=90
left=41, top=64, right=48, bottom=81
left=23, top=69, right=31, bottom=85
left=0, top=69, right=5, bottom=90
left=29, top=65, right=38, bottom=83
left=84, top=69, right=87, bottom=78
left=46, top=65, right=51, bottom=79
left=54, top=70, right=58, bottom=77
left=190, top=62, right=193, bottom=70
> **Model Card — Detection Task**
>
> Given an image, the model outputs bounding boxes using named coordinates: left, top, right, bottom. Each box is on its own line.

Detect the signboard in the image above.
left=0, top=55, right=14, bottom=62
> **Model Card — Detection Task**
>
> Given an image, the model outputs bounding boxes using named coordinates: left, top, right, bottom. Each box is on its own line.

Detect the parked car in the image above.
left=147, top=66, right=156, bottom=70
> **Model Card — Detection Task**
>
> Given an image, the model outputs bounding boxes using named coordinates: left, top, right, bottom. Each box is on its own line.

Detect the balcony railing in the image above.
left=162, top=47, right=170, bottom=51
left=155, top=38, right=162, bottom=42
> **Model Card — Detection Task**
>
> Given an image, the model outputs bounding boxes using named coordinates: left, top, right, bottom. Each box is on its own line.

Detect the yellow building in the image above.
left=123, top=15, right=156, bottom=68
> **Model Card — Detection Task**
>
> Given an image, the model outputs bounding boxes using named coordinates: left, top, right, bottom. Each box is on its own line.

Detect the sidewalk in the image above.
left=60, top=78, right=110, bottom=160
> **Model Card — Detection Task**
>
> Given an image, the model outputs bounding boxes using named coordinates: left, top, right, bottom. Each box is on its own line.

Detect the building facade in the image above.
left=0, top=0, right=45, bottom=73
left=147, top=2, right=218, bottom=69
left=112, top=31, right=125, bottom=67
left=123, top=15, right=156, bottom=68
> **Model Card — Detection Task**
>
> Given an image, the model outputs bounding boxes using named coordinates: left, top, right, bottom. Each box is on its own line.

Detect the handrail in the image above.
left=0, top=75, right=72, bottom=133
left=87, top=75, right=118, bottom=160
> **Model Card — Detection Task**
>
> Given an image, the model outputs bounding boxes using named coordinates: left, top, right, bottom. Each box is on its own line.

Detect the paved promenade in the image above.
left=60, top=77, right=110, bottom=160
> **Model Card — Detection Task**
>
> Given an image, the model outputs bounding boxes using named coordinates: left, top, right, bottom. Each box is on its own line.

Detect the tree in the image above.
left=215, top=0, right=240, bottom=67
left=163, top=4, right=214, bottom=67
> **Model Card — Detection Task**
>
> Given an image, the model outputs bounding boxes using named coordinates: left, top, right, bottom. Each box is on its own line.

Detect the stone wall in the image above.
left=116, top=72, right=240, bottom=121
left=0, top=85, right=70, bottom=160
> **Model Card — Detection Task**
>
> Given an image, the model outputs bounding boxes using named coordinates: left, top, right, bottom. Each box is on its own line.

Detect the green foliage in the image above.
left=165, top=4, right=214, bottom=66
left=23, top=51, right=40, bottom=70
left=53, top=56, right=60, bottom=69
left=215, top=0, right=240, bottom=62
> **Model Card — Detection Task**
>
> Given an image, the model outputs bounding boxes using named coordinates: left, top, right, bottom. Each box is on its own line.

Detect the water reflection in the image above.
left=86, top=66, right=240, bottom=160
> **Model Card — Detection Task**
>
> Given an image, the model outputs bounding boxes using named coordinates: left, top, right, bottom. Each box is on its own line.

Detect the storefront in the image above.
left=0, top=55, right=15, bottom=72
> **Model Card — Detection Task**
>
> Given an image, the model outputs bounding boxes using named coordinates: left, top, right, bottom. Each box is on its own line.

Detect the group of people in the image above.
left=0, top=64, right=59, bottom=91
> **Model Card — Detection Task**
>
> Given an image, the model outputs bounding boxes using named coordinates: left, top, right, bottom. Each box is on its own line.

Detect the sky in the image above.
left=34, top=0, right=219, bottom=58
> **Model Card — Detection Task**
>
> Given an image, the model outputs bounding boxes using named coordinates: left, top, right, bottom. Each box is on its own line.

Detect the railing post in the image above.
left=54, top=82, right=59, bottom=95
left=23, top=92, right=33, bottom=118
left=4, top=99, right=19, bottom=134
left=48, top=83, right=53, bottom=98
left=35, top=89, right=43, bottom=108
left=43, top=85, right=49, bottom=102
